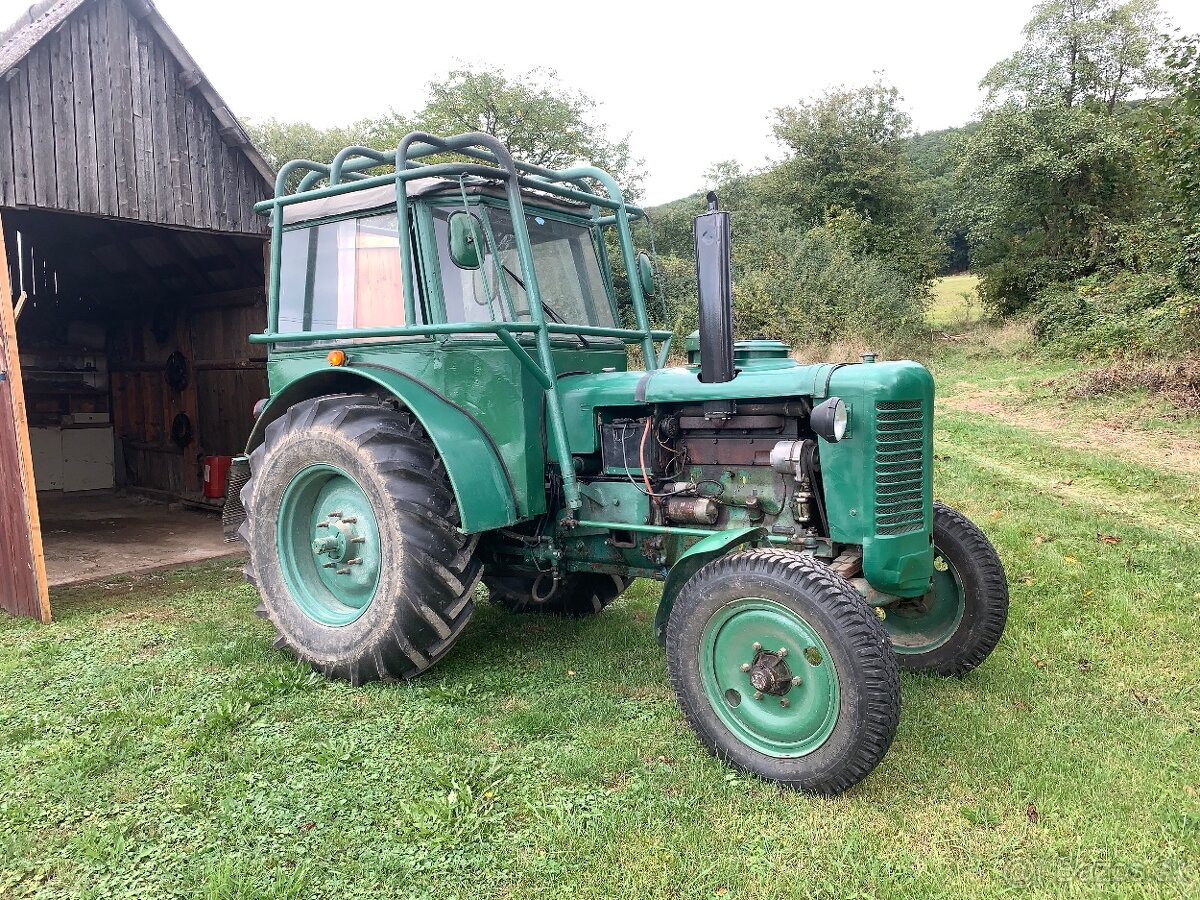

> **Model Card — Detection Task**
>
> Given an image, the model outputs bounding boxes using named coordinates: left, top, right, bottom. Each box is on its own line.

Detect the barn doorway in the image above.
left=4, top=207, right=267, bottom=587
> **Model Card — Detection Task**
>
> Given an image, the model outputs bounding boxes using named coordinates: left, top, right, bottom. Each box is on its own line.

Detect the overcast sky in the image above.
left=6, top=0, right=1200, bottom=204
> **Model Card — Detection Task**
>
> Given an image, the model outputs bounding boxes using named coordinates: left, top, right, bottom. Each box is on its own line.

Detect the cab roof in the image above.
left=281, top=176, right=592, bottom=226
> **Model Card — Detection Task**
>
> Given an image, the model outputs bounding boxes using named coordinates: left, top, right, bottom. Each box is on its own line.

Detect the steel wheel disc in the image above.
left=276, top=464, right=382, bottom=626
left=699, top=597, right=840, bottom=757
left=883, top=549, right=965, bottom=654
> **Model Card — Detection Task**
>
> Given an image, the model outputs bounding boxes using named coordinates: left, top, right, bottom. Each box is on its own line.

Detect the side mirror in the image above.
left=637, top=250, right=656, bottom=298
left=448, top=212, right=482, bottom=269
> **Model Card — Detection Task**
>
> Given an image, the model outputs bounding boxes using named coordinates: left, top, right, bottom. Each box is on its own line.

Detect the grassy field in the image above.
left=2, top=349, right=1198, bottom=899
left=929, top=274, right=982, bottom=327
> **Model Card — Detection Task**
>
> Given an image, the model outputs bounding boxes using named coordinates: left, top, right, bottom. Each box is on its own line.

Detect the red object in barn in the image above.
left=203, top=455, right=233, bottom=499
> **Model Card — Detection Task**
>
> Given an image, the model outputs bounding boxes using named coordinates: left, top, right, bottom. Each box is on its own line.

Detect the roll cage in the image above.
left=250, top=132, right=671, bottom=515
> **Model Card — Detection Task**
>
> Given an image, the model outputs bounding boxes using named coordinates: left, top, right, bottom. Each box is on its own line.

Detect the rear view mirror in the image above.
left=637, top=250, right=656, bottom=298
left=449, top=212, right=483, bottom=269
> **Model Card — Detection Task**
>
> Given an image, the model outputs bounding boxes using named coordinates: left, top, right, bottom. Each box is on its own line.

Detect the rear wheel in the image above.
left=241, top=393, right=480, bottom=684
left=485, top=571, right=626, bottom=617
left=882, top=502, right=1008, bottom=676
left=666, top=549, right=900, bottom=795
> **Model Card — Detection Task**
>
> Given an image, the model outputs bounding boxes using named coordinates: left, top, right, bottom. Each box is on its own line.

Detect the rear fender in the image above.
left=653, top=526, right=767, bottom=645
left=246, top=368, right=519, bottom=534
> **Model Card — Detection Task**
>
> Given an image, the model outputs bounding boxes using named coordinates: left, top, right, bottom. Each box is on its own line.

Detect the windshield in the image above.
left=433, top=204, right=616, bottom=328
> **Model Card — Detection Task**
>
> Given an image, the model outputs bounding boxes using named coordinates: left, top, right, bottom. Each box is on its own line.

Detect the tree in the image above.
left=981, top=0, right=1162, bottom=112
left=247, top=67, right=643, bottom=198
left=767, top=81, right=941, bottom=284
left=246, top=118, right=379, bottom=188
left=1142, top=31, right=1200, bottom=286
left=956, top=103, right=1142, bottom=313
left=409, top=67, right=641, bottom=196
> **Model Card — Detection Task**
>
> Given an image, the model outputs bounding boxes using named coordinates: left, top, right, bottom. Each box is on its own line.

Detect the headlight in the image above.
left=811, top=397, right=848, bottom=442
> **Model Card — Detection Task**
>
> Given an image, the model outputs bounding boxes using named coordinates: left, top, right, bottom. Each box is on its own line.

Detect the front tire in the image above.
left=241, top=393, right=480, bottom=684
left=666, top=549, right=900, bottom=795
left=882, top=502, right=1009, bottom=676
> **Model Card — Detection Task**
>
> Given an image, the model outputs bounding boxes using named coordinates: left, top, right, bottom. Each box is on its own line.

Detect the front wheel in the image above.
left=882, top=502, right=1009, bottom=676
left=666, top=549, right=900, bottom=795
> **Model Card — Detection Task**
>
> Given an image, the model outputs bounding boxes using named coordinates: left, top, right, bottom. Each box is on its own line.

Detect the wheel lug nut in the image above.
left=335, top=567, right=351, bottom=575
left=329, top=511, right=342, bottom=518
left=342, top=516, right=358, bottom=524
left=752, top=642, right=762, bottom=651
left=348, top=558, right=362, bottom=566
left=351, top=536, right=366, bottom=545
left=753, top=691, right=763, bottom=700
left=322, top=562, right=335, bottom=569
left=791, top=675, right=802, bottom=686
left=740, top=663, right=751, bottom=672
left=316, top=522, right=329, bottom=529
left=778, top=648, right=788, bottom=657
left=780, top=698, right=790, bottom=708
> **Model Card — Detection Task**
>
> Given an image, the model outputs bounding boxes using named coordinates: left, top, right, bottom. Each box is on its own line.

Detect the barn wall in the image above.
left=0, top=0, right=266, bottom=234
left=108, top=291, right=265, bottom=497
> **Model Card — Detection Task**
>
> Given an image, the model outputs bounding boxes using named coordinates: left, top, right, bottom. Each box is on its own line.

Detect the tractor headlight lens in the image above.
left=811, top=397, right=848, bottom=442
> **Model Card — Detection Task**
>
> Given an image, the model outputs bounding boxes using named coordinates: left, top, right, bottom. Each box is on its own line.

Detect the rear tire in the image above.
left=485, top=572, right=626, bottom=617
left=241, top=393, right=480, bottom=684
left=666, top=549, right=900, bottom=795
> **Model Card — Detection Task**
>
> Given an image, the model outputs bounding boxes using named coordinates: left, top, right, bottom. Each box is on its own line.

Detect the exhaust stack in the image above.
left=693, top=192, right=735, bottom=384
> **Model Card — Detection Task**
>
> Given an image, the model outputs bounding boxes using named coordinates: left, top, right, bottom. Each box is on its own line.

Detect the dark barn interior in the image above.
left=0, top=0, right=275, bottom=588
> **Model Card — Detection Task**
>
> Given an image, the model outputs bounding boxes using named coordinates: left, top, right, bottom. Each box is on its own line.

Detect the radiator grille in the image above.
left=874, top=400, right=925, bottom=535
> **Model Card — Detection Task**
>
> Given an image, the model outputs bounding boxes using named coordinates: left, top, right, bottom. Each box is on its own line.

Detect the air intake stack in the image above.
left=694, top=192, right=735, bottom=384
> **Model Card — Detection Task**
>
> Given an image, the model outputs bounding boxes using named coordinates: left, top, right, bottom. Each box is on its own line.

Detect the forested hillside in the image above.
left=249, top=0, right=1199, bottom=366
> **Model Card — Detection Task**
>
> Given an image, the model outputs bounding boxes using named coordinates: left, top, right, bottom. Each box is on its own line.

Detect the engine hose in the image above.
left=531, top=572, right=559, bottom=604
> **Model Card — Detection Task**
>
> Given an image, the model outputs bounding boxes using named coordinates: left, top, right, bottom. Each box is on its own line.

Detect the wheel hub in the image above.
left=310, top=518, right=361, bottom=568
left=747, top=650, right=794, bottom=695
left=276, top=465, right=383, bottom=626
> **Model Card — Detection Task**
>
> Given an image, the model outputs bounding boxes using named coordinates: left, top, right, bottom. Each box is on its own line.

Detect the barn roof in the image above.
left=0, top=0, right=274, bottom=188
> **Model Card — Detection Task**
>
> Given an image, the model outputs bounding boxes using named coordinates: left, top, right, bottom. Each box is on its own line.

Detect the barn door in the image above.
left=0, top=217, right=50, bottom=622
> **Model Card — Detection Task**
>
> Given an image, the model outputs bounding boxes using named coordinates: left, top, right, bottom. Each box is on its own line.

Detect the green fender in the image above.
left=653, top=526, right=768, bottom=645
left=245, top=367, right=519, bottom=534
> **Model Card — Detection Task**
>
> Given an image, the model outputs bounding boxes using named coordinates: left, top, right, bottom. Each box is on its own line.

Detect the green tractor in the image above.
left=229, top=132, right=1008, bottom=795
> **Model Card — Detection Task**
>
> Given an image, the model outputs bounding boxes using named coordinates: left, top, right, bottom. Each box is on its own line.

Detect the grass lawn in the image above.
left=2, top=353, right=1198, bottom=899
left=930, top=274, right=982, bottom=328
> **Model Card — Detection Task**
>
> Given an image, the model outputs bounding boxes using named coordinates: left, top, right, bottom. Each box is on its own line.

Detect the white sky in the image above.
left=7, top=0, right=1200, bottom=204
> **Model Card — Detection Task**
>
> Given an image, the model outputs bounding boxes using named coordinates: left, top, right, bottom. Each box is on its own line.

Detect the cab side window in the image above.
left=278, top=213, right=423, bottom=339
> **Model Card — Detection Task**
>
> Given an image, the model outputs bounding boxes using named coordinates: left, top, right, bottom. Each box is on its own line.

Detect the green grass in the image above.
left=2, top=356, right=1199, bottom=898
left=929, top=274, right=982, bottom=327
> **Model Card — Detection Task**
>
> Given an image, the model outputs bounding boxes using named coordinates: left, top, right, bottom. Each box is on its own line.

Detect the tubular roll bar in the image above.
left=253, top=132, right=667, bottom=514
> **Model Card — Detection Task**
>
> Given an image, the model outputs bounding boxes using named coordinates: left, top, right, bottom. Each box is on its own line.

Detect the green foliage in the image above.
left=981, top=0, right=1163, bottom=111
left=1141, top=32, right=1200, bottom=288
left=247, top=66, right=643, bottom=199
left=958, top=103, right=1144, bottom=315
left=767, top=81, right=942, bottom=285
left=729, top=218, right=928, bottom=353
left=908, top=126, right=978, bottom=274
left=1031, top=272, right=1200, bottom=356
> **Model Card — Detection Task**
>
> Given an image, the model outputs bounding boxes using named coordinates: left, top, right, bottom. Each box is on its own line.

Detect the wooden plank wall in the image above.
left=189, top=293, right=267, bottom=457
left=109, top=290, right=265, bottom=497
left=0, top=0, right=266, bottom=234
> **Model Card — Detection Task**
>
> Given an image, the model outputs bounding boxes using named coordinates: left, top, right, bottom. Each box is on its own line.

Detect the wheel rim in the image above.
left=276, top=464, right=382, bottom=626
left=699, top=598, right=840, bottom=757
left=883, top=547, right=965, bottom=654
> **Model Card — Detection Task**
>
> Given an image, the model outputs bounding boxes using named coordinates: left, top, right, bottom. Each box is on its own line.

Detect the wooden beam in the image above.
left=0, top=216, right=51, bottom=623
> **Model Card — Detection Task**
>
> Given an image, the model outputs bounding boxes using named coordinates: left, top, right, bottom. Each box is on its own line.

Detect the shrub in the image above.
left=1032, top=273, right=1200, bottom=358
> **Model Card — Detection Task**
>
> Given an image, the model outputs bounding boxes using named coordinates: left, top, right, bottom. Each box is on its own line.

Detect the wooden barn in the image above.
left=0, top=0, right=273, bottom=619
